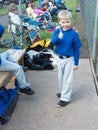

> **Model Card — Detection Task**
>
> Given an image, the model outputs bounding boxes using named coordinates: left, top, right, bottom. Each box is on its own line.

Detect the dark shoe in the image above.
left=19, top=87, right=35, bottom=95
left=76, top=8, right=81, bottom=12
left=68, top=9, right=73, bottom=12
left=57, top=100, right=69, bottom=107
left=56, top=93, right=61, bottom=98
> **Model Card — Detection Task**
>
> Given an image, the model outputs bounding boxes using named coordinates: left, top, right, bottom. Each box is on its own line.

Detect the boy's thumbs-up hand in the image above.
left=58, top=29, right=63, bottom=39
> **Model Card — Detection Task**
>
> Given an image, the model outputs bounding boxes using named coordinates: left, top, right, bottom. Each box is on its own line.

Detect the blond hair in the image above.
left=58, top=10, right=72, bottom=22
left=8, top=3, right=18, bottom=13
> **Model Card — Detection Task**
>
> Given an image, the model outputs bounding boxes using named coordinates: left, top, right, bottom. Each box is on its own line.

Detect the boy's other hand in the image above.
left=58, top=29, right=63, bottom=39
left=73, top=65, right=78, bottom=71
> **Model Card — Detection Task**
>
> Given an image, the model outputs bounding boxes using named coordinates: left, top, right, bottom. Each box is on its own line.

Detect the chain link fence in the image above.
left=79, top=0, right=97, bottom=57
left=78, top=0, right=98, bottom=76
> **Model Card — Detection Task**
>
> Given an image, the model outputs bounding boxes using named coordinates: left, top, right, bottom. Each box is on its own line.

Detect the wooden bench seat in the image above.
left=0, top=49, right=26, bottom=88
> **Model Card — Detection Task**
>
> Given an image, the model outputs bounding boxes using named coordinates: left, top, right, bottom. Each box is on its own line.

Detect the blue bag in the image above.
left=0, top=84, right=19, bottom=125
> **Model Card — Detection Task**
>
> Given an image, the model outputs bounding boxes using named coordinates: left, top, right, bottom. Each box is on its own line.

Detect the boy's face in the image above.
left=59, top=18, right=72, bottom=30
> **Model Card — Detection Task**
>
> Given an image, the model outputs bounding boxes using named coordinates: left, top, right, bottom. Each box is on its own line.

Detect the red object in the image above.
left=46, top=28, right=56, bottom=32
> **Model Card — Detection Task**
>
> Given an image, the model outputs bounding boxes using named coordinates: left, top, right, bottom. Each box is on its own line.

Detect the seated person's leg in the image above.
left=0, top=52, right=35, bottom=95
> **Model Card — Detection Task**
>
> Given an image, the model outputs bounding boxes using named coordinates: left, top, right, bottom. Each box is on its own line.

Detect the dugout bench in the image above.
left=0, top=49, right=26, bottom=89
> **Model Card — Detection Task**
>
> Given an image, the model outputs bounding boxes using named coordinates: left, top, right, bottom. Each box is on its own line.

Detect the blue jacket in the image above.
left=23, top=15, right=39, bottom=27
left=51, top=28, right=82, bottom=65
left=54, top=0, right=63, bottom=5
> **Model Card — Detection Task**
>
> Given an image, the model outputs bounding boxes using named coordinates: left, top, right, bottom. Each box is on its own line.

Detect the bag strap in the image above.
left=43, top=39, right=46, bottom=48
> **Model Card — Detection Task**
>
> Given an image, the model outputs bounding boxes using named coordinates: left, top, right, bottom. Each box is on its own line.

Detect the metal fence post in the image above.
left=92, top=0, right=98, bottom=61
left=19, top=0, right=23, bottom=49
left=93, top=0, right=98, bottom=76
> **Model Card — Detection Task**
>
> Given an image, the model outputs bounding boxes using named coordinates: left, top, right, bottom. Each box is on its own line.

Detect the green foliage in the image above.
left=40, top=30, right=53, bottom=40
left=65, top=0, right=77, bottom=25
left=65, top=0, right=77, bottom=11
left=3, top=26, right=11, bottom=38
left=0, top=8, right=8, bottom=16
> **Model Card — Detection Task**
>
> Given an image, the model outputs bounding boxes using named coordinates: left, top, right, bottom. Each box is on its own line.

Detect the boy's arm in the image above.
left=73, top=32, right=82, bottom=67
left=74, top=48, right=80, bottom=66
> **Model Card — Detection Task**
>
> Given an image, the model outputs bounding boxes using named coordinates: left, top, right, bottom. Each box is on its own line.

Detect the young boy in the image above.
left=51, top=10, right=82, bottom=107
left=0, top=24, right=35, bottom=95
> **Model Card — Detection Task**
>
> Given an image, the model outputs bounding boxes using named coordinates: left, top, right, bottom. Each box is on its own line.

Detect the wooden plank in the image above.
left=0, top=49, right=26, bottom=88
left=9, top=49, right=26, bottom=62
left=0, top=72, right=13, bottom=87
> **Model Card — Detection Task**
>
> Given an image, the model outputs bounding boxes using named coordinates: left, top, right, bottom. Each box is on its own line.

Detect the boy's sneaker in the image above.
left=57, top=100, right=69, bottom=107
left=56, top=93, right=61, bottom=97
left=19, top=87, right=35, bottom=95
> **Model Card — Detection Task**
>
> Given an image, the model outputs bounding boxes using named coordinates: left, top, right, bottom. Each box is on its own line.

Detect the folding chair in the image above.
left=8, top=15, right=40, bottom=48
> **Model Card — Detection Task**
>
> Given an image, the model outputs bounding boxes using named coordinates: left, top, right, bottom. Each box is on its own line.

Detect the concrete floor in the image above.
left=0, top=58, right=98, bottom=130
